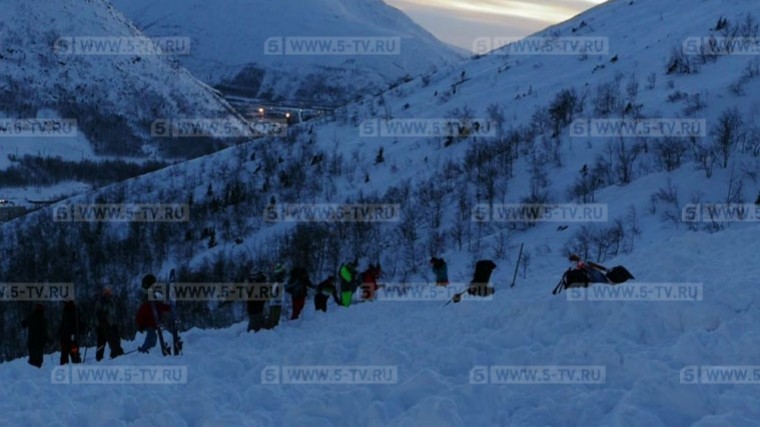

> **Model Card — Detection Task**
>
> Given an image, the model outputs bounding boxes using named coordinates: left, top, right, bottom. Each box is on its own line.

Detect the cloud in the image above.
left=401, top=0, right=582, bottom=22
left=386, top=0, right=605, bottom=49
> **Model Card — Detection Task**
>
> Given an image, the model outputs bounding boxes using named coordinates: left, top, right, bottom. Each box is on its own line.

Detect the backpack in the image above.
left=605, top=266, right=635, bottom=284
left=135, top=302, right=153, bottom=332
left=472, top=260, right=497, bottom=284
left=563, top=268, right=590, bottom=288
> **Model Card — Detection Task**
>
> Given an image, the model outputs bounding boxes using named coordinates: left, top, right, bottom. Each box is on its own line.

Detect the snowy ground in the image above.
left=2, top=222, right=759, bottom=426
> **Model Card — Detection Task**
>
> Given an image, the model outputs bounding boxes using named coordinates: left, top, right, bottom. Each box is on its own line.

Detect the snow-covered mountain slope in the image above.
left=0, top=0, right=249, bottom=159
left=110, top=0, right=464, bottom=105
left=2, top=0, right=760, bottom=423
left=2, top=0, right=759, bottom=327
left=317, top=0, right=760, bottom=191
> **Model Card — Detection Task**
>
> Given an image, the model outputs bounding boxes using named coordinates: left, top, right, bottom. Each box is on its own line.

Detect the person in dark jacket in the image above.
left=21, top=304, right=48, bottom=368
left=264, top=263, right=287, bottom=330
left=94, top=287, right=124, bottom=361
left=430, top=257, right=449, bottom=287
left=247, top=271, right=269, bottom=332
left=360, top=264, right=383, bottom=301
left=314, top=276, right=338, bottom=312
left=59, top=299, right=82, bottom=365
left=286, top=267, right=313, bottom=320
left=467, top=260, right=497, bottom=297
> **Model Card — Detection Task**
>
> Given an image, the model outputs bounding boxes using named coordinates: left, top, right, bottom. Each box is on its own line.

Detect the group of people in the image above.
left=20, top=286, right=125, bottom=368
left=21, top=256, right=504, bottom=367
left=130, top=261, right=388, bottom=351
left=237, top=261, right=385, bottom=334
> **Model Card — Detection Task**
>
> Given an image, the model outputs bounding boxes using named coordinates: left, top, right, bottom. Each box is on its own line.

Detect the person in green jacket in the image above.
left=338, top=260, right=358, bottom=307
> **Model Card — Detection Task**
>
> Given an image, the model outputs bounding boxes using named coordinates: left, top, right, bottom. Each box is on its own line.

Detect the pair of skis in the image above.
left=166, top=269, right=183, bottom=355
left=150, top=269, right=182, bottom=356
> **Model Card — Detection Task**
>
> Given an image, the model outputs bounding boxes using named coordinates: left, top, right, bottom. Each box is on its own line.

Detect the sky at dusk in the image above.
left=385, top=0, right=606, bottom=51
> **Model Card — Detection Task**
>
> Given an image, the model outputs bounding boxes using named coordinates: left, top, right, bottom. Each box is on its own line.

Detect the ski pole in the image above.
left=442, top=288, right=465, bottom=307
left=510, top=243, right=524, bottom=288
left=82, top=331, right=91, bottom=363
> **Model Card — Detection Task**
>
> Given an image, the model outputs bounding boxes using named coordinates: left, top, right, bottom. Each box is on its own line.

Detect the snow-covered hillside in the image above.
left=110, top=0, right=463, bottom=105
left=2, top=0, right=760, bottom=424
left=1, top=220, right=759, bottom=426
left=0, top=0, right=250, bottom=159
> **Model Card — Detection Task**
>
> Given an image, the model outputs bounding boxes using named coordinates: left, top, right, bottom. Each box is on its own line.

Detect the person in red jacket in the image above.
left=136, top=301, right=171, bottom=353
left=136, top=274, right=171, bottom=353
left=360, top=264, right=383, bottom=301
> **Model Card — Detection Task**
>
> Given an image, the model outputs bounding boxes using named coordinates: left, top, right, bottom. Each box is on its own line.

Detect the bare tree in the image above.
left=649, top=178, right=681, bottom=224
left=713, top=107, right=744, bottom=168
left=666, top=46, right=699, bottom=74
left=593, top=80, right=623, bottom=116
left=626, top=74, right=639, bottom=103
left=622, top=204, right=641, bottom=254
left=653, top=137, right=689, bottom=172
left=548, top=88, right=578, bottom=136
left=609, top=138, right=644, bottom=184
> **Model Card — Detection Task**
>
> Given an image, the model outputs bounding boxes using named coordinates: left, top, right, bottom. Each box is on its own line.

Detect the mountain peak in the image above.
left=111, top=0, right=464, bottom=105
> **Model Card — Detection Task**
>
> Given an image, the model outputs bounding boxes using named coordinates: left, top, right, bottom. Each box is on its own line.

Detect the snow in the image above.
left=0, top=181, right=91, bottom=209
left=0, top=110, right=94, bottom=171
left=1, top=223, right=759, bottom=426
left=0, top=0, right=246, bottom=146
left=0, top=0, right=252, bottom=202
left=2, top=0, right=760, bottom=424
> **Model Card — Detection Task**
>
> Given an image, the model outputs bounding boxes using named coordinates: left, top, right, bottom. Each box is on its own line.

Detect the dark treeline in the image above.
left=0, top=189, right=396, bottom=362
left=0, top=155, right=169, bottom=188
